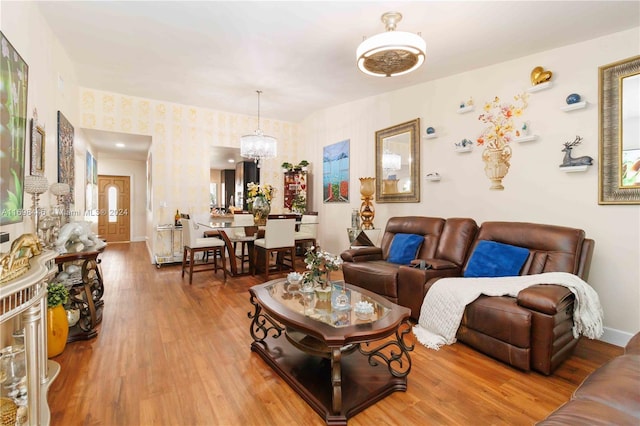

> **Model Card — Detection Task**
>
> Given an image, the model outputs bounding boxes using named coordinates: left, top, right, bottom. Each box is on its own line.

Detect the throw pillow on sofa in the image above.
left=464, top=240, right=529, bottom=277
left=387, top=233, right=424, bottom=265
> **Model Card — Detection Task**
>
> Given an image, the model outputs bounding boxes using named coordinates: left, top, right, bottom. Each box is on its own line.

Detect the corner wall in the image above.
left=302, top=28, right=640, bottom=342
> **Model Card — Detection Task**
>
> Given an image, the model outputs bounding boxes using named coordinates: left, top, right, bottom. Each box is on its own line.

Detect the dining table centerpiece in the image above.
left=302, top=246, right=343, bottom=312
left=246, top=182, right=274, bottom=225
left=476, top=93, right=529, bottom=190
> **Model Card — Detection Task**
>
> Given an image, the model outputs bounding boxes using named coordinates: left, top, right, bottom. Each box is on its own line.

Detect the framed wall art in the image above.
left=57, top=111, right=75, bottom=206
left=85, top=151, right=98, bottom=211
left=323, top=139, right=350, bottom=203
left=30, top=110, right=45, bottom=176
left=0, top=32, right=29, bottom=225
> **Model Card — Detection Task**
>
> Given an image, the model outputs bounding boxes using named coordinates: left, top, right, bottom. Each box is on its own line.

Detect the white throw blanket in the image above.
left=412, top=272, right=604, bottom=350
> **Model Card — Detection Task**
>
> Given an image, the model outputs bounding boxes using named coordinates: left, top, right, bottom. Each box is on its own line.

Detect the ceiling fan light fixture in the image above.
left=240, top=90, right=278, bottom=167
left=356, top=12, right=426, bottom=77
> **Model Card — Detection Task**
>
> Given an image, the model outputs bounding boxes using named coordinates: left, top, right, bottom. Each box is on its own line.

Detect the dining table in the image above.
left=198, top=218, right=317, bottom=277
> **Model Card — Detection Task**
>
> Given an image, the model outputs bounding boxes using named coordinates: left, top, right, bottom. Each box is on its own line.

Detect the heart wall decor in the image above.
left=530, top=66, right=553, bottom=85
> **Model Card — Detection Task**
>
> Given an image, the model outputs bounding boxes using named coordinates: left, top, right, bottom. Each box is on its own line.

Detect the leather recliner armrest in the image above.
left=517, top=284, right=575, bottom=315
left=409, top=258, right=458, bottom=270
left=340, top=246, right=383, bottom=262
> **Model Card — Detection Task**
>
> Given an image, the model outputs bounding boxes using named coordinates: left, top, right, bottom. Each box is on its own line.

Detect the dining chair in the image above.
left=294, top=212, right=318, bottom=253
left=180, top=218, right=226, bottom=284
left=229, top=212, right=256, bottom=271
left=252, top=218, right=296, bottom=280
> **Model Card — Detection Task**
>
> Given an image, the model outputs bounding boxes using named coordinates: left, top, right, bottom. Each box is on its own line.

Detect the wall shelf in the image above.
left=526, top=81, right=553, bottom=93
left=456, top=105, right=475, bottom=114
left=561, top=101, right=588, bottom=112
left=423, top=133, right=437, bottom=140
left=560, top=165, right=589, bottom=172
left=455, top=146, right=473, bottom=153
left=425, top=174, right=441, bottom=181
left=514, top=134, right=538, bottom=143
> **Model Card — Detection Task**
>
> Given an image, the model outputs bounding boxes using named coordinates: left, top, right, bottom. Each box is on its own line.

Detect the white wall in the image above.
left=302, top=28, right=640, bottom=343
left=0, top=2, right=80, bottom=251
left=97, top=157, right=147, bottom=241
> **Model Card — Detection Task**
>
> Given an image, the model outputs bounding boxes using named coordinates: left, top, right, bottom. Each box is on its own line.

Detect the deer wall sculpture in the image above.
left=560, top=136, right=593, bottom=167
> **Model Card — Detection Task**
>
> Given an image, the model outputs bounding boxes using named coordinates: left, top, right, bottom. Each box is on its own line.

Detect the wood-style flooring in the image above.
left=48, top=242, right=623, bottom=425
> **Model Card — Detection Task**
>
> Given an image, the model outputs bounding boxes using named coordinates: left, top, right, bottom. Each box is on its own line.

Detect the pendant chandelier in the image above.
left=240, top=90, right=277, bottom=167
left=356, top=11, right=426, bottom=77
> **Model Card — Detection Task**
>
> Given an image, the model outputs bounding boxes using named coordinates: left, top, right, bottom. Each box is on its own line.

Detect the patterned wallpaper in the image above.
left=79, top=88, right=301, bottom=254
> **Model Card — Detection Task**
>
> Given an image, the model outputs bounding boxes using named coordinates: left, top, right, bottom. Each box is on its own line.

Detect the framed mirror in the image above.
left=599, top=55, right=640, bottom=204
left=375, top=118, right=420, bottom=203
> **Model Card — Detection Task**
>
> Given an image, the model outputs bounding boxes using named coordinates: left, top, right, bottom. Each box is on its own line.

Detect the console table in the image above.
left=0, top=250, right=59, bottom=425
left=55, top=247, right=105, bottom=342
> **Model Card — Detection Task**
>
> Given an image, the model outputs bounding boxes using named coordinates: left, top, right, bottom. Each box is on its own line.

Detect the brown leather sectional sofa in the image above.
left=340, top=216, right=595, bottom=375
left=538, top=331, right=640, bottom=425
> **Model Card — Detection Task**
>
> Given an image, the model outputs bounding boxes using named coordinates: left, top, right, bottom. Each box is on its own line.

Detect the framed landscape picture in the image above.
left=323, top=139, right=350, bottom=203
left=0, top=32, right=29, bottom=225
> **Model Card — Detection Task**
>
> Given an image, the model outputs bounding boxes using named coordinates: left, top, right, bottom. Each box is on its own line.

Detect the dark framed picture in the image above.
left=57, top=111, right=75, bottom=206
left=30, top=116, right=45, bottom=176
left=0, top=32, right=29, bottom=225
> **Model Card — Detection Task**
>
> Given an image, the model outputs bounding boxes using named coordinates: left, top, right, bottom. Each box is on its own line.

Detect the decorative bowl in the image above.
left=354, top=300, right=374, bottom=320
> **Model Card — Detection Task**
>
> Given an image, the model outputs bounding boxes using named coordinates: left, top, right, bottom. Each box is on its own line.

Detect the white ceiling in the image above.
left=35, top=1, right=640, bottom=168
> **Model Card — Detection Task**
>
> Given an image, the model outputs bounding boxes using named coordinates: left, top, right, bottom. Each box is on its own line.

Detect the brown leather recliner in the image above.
left=404, top=221, right=595, bottom=374
left=341, top=216, right=478, bottom=304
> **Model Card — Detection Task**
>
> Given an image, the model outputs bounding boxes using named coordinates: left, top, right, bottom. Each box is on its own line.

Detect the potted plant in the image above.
left=47, top=282, right=70, bottom=358
left=281, top=162, right=294, bottom=172
left=297, top=160, right=309, bottom=171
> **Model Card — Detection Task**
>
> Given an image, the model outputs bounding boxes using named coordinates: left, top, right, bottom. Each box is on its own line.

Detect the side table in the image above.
left=55, top=247, right=105, bottom=342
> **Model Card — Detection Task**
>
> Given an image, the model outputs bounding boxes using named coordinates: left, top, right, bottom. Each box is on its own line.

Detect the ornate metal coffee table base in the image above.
left=251, top=333, right=410, bottom=426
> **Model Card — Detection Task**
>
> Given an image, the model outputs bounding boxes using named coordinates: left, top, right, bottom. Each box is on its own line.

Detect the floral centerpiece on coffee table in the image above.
left=476, top=93, right=529, bottom=190
left=302, top=246, right=343, bottom=290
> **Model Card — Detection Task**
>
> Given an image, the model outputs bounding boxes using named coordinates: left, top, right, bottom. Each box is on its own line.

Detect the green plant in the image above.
left=281, top=162, right=294, bottom=170
left=302, top=246, right=343, bottom=289
left=297, top=160, right=309, bottom=168
left=291, top=193, right=306, bottom=214
left=47, top=282, right=69, bottom=308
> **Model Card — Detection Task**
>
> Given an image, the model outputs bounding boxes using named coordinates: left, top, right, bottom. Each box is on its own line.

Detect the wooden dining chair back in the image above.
left=252, top=218, right=296, bottom=280
left=180, top=218, right=226, bottom=284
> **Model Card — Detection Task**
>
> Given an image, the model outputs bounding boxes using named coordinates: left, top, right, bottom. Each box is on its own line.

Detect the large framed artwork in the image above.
left=57, top=111, right=75, bottom=206
left=0, top=32, right=29, bottom=225
left=323, top=139, right=350, bottom=203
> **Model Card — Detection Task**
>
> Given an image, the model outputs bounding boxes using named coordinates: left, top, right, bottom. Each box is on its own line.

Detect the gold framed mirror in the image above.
left=599, top=55, right=640, bottom=204
left=375, top=118, right=420, bottom=203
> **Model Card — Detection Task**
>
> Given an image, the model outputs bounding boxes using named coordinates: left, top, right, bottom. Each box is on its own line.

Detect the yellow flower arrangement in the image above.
left=477, top=93, right=529, bottom=150
left=246, top=182, right=275, bottom=203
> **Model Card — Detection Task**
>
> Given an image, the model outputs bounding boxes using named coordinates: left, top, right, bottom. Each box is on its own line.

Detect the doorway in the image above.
left=98, top=175, right=131, bottom=242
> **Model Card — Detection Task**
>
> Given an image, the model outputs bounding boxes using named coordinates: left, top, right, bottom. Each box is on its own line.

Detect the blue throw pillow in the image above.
left=464, top=240, right=530, bottom=278
left=387, top=233, right=424, bottom=265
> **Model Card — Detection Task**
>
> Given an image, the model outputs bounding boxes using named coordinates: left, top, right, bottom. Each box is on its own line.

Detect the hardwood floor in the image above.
left=48, top=242, right=623, bottom=425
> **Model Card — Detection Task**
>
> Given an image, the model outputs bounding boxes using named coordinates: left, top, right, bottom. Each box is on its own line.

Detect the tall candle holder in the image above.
left=359, top=177, right=376, bottom=230
left=48, top=182, right=71, bottom=246
left=24, top=175, right=49, bottom=240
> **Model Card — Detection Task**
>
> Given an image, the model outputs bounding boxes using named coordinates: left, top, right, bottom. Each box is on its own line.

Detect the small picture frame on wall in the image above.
left=30, top=111, right=45, bottom=176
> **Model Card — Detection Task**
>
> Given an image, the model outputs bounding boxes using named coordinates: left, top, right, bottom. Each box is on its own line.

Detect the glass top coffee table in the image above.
left=248, top=278, right=413, bottom=425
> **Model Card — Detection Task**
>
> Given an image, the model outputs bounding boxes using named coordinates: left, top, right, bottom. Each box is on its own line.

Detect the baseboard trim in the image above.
left=600, top=327, right=634, bottom=347
left=131, top=236, right=146, bottom=242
